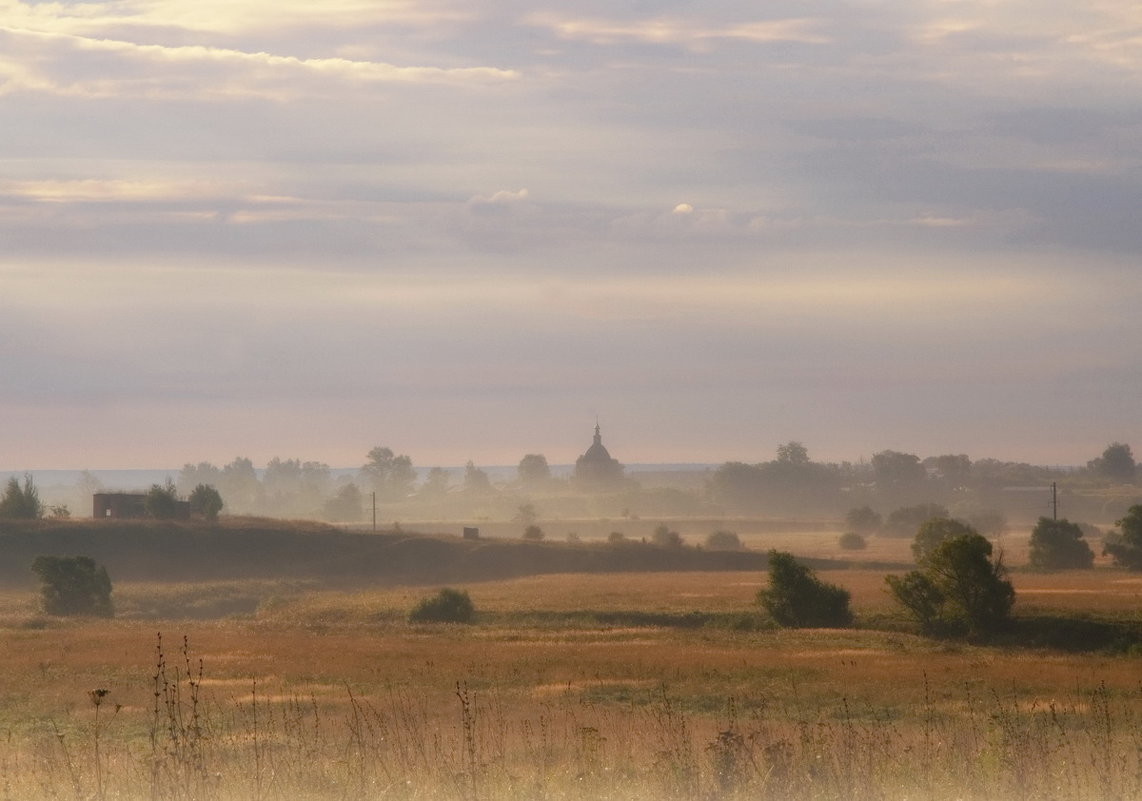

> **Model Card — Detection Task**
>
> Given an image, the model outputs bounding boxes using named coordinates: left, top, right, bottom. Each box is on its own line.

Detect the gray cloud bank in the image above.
left=1, top=0, right=1140, bottom=467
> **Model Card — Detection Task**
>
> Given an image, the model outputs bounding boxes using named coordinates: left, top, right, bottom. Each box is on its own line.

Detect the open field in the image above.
left=0, top=541, right=1139, bottom=801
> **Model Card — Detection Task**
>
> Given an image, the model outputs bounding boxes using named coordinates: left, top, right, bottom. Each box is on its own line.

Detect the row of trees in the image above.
left=761, top=526, right=1014, bottom=636
left=763, top=503, right=1142, bottom=635
left=712, top=442, right=1140, bottom=517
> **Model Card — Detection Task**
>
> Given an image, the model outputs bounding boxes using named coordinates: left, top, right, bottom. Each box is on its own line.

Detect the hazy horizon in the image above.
left=3, top=2, right=1140, bottom=471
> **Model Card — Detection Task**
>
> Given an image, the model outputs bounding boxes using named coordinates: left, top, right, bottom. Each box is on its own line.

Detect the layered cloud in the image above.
left=2, top=0, right=1141, bottom=466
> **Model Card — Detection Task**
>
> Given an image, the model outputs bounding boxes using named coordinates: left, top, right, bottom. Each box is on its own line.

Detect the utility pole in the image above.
left=1052, top=482, right=1058, bottom=521
left=372, top=492, right=376, bottom=532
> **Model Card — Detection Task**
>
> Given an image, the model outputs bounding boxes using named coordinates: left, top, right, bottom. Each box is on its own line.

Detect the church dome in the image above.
left=574, top=423, right=624, bottom=487
left=581, top=424, right=612, bottom=463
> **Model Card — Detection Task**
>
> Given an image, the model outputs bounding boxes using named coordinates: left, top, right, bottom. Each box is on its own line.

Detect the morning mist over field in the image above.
left=2, top=1, right=1141, bottom=470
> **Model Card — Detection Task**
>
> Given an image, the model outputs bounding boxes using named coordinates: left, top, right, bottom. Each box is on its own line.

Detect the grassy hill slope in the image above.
left=0, top=518, right=792, bottom=586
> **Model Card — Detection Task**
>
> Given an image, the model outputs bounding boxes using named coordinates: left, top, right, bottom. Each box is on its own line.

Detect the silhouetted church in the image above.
left=573, top=422, right=625, bottom=488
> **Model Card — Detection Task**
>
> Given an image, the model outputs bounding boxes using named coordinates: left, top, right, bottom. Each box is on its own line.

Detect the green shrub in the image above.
left=887, top=534, right=1014, bottom=636
left=522, top=525, right=544, bottom=541
left=845, top=505, right=881, bottom=533
left=0, top=474, right=43, bottom=519
left=1105, top=505, right=1142, bottom=570
left=757, top=551, right=852, bottom=628
left=705, top=530, right=742, bottom=550
left=31, top=555, right=114, bottom=617
left=408, top=588, right=474, bottom=623
left=652, top=524, right=684, bottom=547
left=838, top=532, right=867, bottom=550
left=189, top=484, right=224, bottom=521
left=1028, top=517, right=1094, bottom=570
left=145, top=480, right=180, bottom=519
left=884, top=503, right=948, bottom=537
left=912, top=518, right=976, bottom=563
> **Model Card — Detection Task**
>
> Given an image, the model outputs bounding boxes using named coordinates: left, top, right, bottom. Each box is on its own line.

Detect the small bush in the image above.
left=189, top=484, right=224, bottom=521
left=845, top=505, right=881, bottom=533
left=31, top=555, right=114, bottom=617
left=607, top=531, right=626, bottom=544
left=408, top=588, right=474, bottom=624
left=758, top=551, right=852, bottom=628
left=884, top=503, right=949, bottom=537
left=1105, top=505, right=1142, bottom=570
left=838, top=532, right=867, bottom=550
left=652, top=524, right=684, bottom=547
left=522, top=525, right=544, bottom=541
left=705, top=530, right=742, bottom=550
left=145, top=479, right=180, bottom=519
left=0, top=474, right=43, bottom=519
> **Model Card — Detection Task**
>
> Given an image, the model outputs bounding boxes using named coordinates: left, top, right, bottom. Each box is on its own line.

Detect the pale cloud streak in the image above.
left=525, top=14, right=830, bottom=48
left=0, top=25, right=518, bottom=100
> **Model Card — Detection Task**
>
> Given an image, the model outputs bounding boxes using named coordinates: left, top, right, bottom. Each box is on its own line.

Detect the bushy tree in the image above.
left=463, top=461, right=493, bottom=493
left=776, top=441, right=809, bottom=465
left=1088, top=442, right=1136, bottom=483
left=871, top=450, right=926, bottom=492
left=884, top=503, right=949, bottom=537
left=845, top=505, right=881, bottom=533
left=1028, top=517, right=1094, bottom=570
left=912, top=517, right=977, bottom=563
left=652, top=524, right=683, bottom=547
left=362, top=447, right=417, bottom=501
left=705, top=530, right=743, bottom=550
left=0, top=474, right=43, bottom=519
left=220, top=457, right=261, bottom=514
left=964, top=510, right=1008, bottom=538
left=884, top=571, right=943, bottom=633
left=1105, top=505, right=1142, bottom=570
left=144, top=479, right=180, bottom=519
left=838, top=532, right=867, bottom=550
left=419, top=467, right=451, bottom=497
left=925, top=454, right=972, bottom=489
left=188, top=484, right=223, bottom=521
left=323, top=483, right=363, bottom=522
left=517, top=454, right=551, bottom=485
left=408, top=588, right=474, bottom=623
left=514, top=504, right=538, bottom=525
left=177, top=462, right=221, bottom=496
left=522, top=524, right=544, bottom=541
left=758, top=551, right=852, bottom=628
left=887, top=534, right=1014, bottom=635
left=31, top=555, right=114, bottom=617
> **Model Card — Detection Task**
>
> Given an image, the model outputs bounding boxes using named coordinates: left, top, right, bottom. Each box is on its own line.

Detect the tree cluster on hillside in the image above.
left=710, top=443, right=845, bottom=515
left=117, top=437, right=1141, bottom=524
left=0, top=474, right=43, bottom=519
left=887, top=527, right=1014, bottom=636
left=1105, top=505, right=1142, bottom=570
left=709, top=440, right=1135, bottom=520
left=172, top=446, right=587, bottom=521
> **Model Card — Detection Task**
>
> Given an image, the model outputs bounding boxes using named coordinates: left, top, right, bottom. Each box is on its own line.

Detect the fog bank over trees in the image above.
left=11, top=441, right=1140, bottom=527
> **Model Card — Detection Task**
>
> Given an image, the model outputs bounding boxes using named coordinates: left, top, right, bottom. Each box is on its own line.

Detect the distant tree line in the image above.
left=710, top=441, right=1139, bottom=519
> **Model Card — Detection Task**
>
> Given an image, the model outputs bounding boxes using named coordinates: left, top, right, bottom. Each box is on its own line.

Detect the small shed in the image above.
left=93, top=492, right=191, bottom=520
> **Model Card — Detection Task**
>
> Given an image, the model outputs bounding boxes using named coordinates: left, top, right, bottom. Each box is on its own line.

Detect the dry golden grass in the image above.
left=1, top=550, right=1139, bottom=800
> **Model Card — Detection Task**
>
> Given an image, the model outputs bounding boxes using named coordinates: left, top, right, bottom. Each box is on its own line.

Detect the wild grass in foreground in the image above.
left=2, top=632, right=1138, bottom=801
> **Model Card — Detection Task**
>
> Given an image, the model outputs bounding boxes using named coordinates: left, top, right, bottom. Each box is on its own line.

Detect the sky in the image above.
left=2, top=0, right=1141, bottom=470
